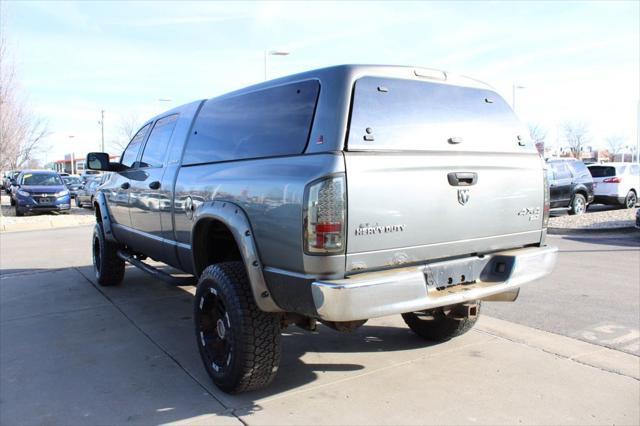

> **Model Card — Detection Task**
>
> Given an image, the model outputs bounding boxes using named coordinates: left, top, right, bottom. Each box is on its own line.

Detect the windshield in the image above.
left=63, top=177, right=82, bottom=185
left=21, top=173, right=64, bottom=186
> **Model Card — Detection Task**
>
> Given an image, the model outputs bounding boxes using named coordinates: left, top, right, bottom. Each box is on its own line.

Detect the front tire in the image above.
left=568, top=193, right=586, bottom=215
left=92, top=222, right=125, bottom=286
left=402, top=302, right=481, bottom=342
left=624, top=191, right=637, bottom=209
left=194, top=262, right=281, bottom=393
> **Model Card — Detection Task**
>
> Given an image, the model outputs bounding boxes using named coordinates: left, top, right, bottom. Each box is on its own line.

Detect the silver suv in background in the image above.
left=588, top=162, right=639, bottom=208
left=85, top=65, right=557, bottom=393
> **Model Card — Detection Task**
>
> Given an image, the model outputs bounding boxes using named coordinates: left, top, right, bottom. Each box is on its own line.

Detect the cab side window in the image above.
left=553, top=162, right=572, bottom=180
left=139, top=114, right=179, bottom=168
left=568, top=160, right=590, bottom=179
left=121, top=124, right=151, bottom=168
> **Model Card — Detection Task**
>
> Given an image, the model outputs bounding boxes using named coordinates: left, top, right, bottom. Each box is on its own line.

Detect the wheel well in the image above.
left=94, top=204, right=102, bottom=223
left=574, top=190, right=587, bottom=200
left=192, top=219, right=242, bottom=276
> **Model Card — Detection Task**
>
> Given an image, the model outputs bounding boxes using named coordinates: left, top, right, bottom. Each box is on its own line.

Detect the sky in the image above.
left=2, top=0, right=639, bottom=163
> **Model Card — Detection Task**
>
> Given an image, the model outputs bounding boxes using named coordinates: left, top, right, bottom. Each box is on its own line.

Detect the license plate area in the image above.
left=37, top=197, right=54, bottom=205
left=424, top=254, right=515, bottom=293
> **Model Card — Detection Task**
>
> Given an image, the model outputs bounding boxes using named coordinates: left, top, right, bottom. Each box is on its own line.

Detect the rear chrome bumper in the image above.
left=311, top=245, right=558, bottom=321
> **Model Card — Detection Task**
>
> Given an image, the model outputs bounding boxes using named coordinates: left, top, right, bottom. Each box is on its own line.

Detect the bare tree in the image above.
left=108, top=113, right=141, bottom=152
left=528, top=123, right=547, bottom=155
left=605, top=135, right=625, bottom=159
left=561, top=121, right=589, bottom=158
left=528, top=123, right=547, bottom=145
left=0, top=30, right=49, bottom=170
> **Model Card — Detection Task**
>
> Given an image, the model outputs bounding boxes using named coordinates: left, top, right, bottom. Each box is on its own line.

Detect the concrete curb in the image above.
left=0, top=218, right=96, bottom=233
left=477, top=316, right=640, bottom=380
left=548, top=225, right=636, bottom=235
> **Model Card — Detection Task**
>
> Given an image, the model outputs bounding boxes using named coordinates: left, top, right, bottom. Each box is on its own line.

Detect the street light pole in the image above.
left=264, top=50, right=290, bottom=81
left=512, top=84, right=525, bottom=112
left=99, top=110, right=105, bottom=152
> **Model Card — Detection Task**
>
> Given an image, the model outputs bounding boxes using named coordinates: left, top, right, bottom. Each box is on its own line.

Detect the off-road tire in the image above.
left=568, top=193, right=586, bottom=215
left=402, top=302, right=481, bottom=342
left=15, top=205, right=24, bottom=217
left=92, top=222, right=125, bottom=286
left=194, top=262, right=281, bottom=393
left=624, top=190, right=637, bottom=209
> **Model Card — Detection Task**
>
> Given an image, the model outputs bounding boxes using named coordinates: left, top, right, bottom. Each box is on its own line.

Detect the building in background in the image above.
left=46, top=153, right=119, bottom=174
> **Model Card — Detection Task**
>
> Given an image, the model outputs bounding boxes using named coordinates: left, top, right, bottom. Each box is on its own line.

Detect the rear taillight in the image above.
left=304, top=175, right=346, bottom=254
left=543, top=167, right=550, bottom=228
left=603, top=177, right=621, bottom=183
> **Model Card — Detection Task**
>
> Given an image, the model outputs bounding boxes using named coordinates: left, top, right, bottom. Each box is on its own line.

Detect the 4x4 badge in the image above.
left=457, top=189, right=470, bottom=205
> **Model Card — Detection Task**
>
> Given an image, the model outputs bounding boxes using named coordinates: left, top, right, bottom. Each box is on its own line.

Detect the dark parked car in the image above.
left=9, top=170, right=71, bottom=216
left=62, top=175, right=83, bottom=199
left=546, top=158, right=594, bottom=215
left=3, top=171, right=20, bottom=194
left=75, top=175, right=107, bottom=208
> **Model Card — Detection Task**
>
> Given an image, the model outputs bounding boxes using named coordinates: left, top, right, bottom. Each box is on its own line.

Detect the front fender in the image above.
left=191, top=201, right=283, bottom=313
left=95, top=191, right=117, bottom=243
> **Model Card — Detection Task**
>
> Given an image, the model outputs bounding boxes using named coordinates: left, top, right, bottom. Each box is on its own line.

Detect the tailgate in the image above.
left=343, top=76, right=543, bottom=272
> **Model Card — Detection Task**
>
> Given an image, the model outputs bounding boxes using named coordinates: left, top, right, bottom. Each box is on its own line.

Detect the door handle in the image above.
left=148, top=181, right=161, bottom=190
left=447, top=172, right=478, bottom=186
left=120, top=182, right=130, bottom=190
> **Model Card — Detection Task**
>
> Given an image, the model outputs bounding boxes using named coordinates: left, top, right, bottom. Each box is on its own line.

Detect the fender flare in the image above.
left=94, top=191, right=117, bottom=243
left=191, top=200, right=283, bottom=313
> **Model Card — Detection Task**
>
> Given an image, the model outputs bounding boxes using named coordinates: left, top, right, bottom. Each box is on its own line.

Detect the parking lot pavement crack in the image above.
left=476, top=328, right=640, bottom=381
left=230, top=410, right=249, bottom=426
left=0, top=267, right=69, bottom=279
left=1, top=303, right=111, bottom=324
left=73, top=267, right=233, bottom=413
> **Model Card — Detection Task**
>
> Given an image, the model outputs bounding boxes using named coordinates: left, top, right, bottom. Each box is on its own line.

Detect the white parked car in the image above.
left=588, top=162, right=639, bottom=208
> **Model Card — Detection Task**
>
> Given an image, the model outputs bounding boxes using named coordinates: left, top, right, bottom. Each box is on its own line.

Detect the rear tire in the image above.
left=194, top=262, right=281, bottom=393
left=92, top=222, right=125, bottom=286
left=76, top=197, right=82, bottom=208
left=10, top=197, right=15, bottom=206
left=402, top=302, right=481, bottom=342
left=15, top=205, right=24, bottom=217
left=568, top=193, right=586, bottom=215
left=624, top=191, right=637, bottom=209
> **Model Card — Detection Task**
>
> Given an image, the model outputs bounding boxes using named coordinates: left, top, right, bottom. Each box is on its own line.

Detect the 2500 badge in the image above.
left=517, top=207, right=541, bottom=221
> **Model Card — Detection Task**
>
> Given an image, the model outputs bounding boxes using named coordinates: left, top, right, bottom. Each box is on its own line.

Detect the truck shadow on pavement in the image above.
left=6, top=266, right=440, bottom=423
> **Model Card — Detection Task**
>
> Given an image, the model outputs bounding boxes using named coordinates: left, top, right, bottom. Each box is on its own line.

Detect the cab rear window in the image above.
left=347, top=77, right=523, bottom=152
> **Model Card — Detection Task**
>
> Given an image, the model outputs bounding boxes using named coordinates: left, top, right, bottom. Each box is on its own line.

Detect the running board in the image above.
left=117, top=250, right=196, bottom=286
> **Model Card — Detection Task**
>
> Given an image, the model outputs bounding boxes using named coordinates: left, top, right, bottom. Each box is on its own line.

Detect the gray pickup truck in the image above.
left=86, top=65, right=557, bottom=393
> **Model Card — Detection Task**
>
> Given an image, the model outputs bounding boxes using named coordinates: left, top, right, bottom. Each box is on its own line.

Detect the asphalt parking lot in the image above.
left=1, top=226, right=639, bottom=425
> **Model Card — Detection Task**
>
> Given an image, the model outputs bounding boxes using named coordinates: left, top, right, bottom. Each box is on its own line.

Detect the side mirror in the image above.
left=87, top=152, right=126, bottom=172
left=87, top=152, right=111, bottom=171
